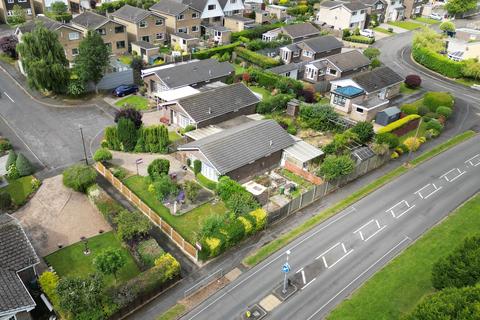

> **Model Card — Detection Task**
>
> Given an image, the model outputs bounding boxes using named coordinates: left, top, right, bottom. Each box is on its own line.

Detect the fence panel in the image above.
left=300, top=189, right=315, bottom=208
left=267, top=205, right=290, bottom=225
left=314, top=183, right=326, bottom=200
left=289, top=196, right=302, bottom=213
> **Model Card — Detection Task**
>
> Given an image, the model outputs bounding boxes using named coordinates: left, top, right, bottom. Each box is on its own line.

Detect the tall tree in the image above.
left=445, top=0, right=477, bottom=16
left=16, top=25, right=69, bottom=93
left=93, top=248, right=126, bottom=281
left=50, top=1, right=68, bottom=14
left=74, top=30, right=110, bottom=93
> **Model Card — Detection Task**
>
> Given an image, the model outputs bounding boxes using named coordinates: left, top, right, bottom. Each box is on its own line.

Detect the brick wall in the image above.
left=284, top=161, right=323, bottom=185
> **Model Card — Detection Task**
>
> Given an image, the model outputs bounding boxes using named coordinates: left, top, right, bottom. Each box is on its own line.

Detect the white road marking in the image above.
left=3, top=92, right=14, bottom=103
left=386, top=200, right=416, bottom=219
left=316, top=242, right=353, bottom=269
left=316, top=242, right=342, bottom=261
left=353, top=219, right=387, bottom=241
left=440, top=168, right=466, bottom=182
left=465, top=154, right=480, bottom=167
left=364, top=226, right=387, bottom=242
left=301, top=278, right=316, bottom=290
left=305, top=236, right=411, bottom=320
left=353, top=219, right=375, bottom=235
left=328, top=249, right=353, bottom=269
left=301, top=270, right=306, bottom=285
left=414, top=183, right=442, bottom=200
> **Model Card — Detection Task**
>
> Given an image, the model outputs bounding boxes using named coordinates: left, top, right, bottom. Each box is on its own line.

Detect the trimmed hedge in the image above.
left=423, top=91, right=454, bottom=111
left=344, top=35, right=375, bottom=44
left=231, top=23, right=283, bottom=42
left=377, top=114, right=421, bottom=134
left=401, top=103, right=418, bottom=115
left=412, top=46, right=464, bottom=79
left=235, top=47, right=281, bottom=68
left=248, top=68, right=304, bottom=95
left=192, top=42, right=241, bottom=60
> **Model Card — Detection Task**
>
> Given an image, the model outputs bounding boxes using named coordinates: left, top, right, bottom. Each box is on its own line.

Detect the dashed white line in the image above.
left=301, top=270, right=306, bottom=285
left=316, top=242, right=341, bottom=261
left=414, top=183, right=442, bottom=200
left=3, top=92, right=14, bottom=103
left=353, top=219, right=375, bottom=235
left=327, top=249, right=354, bottom=269
left=386, top=200, right=416, bottom=219
left=301, top=278, right=316, bottom=290
left=465, top=154, right=480, bottom=167
left=364, top=226, right=387, bottom=242
left=440, top=168, right=466, bottom=182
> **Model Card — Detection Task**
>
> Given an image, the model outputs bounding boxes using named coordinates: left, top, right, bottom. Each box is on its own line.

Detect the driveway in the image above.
left=13, top=175, right=111, bottom=257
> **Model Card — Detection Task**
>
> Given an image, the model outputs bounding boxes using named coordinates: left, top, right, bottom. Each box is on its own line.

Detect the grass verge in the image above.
left=243, top=130, right=476, bottom=267
left=373, top=27, right=394, bottom=35
left=2, top=175, right=35, bottom=205
left=115, top=95, right=149, bottom=111
left=157, top=303, right=187, bottom=320
left=387, top=21, right=423, bottom=30
left=399, top=82, right=420, bottom=95
left=414, top=17, right=441, bottom=24
left=327, top=194, right=480, bottom=320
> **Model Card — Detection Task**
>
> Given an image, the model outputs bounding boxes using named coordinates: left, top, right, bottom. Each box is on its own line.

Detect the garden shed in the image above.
left=375, top=106, right=401, bottom=126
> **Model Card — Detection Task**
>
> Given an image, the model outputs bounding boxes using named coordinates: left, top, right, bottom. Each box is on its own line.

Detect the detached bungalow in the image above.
left=279, top=35, right=343, bottom=64
left=262, top=22, right=321, bottom=42
left=178, top=119, right=295, bottom=182
left=159, top=82, right=260, bottom=129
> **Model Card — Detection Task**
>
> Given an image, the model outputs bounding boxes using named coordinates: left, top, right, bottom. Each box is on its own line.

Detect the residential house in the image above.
left=315, top=0, right=368, bottom=30
left=178, top=119, right=295, bottom=182
left=16, top=15, right=84, bottom=63
left=255, top=10, right=272, bottom=24
left=279, top=35, right=343, bottom=64
left=265, top=4, right=287, bottom=19
left=267, top=62, right=306, bottom=79
left=71, top=11, right=128, bottom=56
left=170, top=32, right=199, bottom=51
left=224, top=14, right=254, bottom=32
left=385, top=0, right=405, bottom=21
left=0, top=214, right=40, bottom=320
left=218, top=0, right=245, bottom=16
left=404, top=0, right=425, bottom=18
left=262, top=22, right=321, bottom=41
left=159, top=82, right=260, bottom=129
left=149, top=0, right=201, bottom=39
left=244, top=0, right=262, bottom=13
left=203, top=24, right=231, bottom=44
left=142, top=58, right=234, bottom=98
left=447, top=40, right=480, bottom=61
left=182, top=0, right=225, bottom=25
left=110, top=4, right=167, bottom=46
left=362, top=0, right=388, bottom=25
left=303, top=50, right=370, bottom=83
left=0, top=0, right=35, bottom=24
left=131, top=40, right=160, bottom=63
left=454, top=28, right=480, bottom=42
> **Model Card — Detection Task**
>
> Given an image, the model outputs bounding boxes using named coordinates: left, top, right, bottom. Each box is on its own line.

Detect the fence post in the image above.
left=324, top=181, right=329, bottom=195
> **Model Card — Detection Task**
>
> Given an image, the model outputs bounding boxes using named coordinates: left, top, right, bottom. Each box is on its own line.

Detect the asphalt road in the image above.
left=181, top=134, right=480, bottom=320
left=0, top=68, right=113, bottom=175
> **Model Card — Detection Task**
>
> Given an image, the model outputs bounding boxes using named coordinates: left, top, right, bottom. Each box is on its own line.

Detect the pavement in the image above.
left=180, top=134, right=480, bottom=320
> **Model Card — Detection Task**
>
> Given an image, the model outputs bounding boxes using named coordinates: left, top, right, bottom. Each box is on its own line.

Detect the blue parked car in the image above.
left=113, top=84, right=138, bottom=97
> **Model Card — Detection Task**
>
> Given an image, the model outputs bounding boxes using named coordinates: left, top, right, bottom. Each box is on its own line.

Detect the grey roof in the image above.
left=268, top=62, right=304, bottom=74
left=321, top=0, right=368, bottom=10
left=300, top=35, right=343, bottom=53
left=18, top=16, right=82, bottom=34
left=72, top=11, right=110, bottom=29
left=176, top=83, right=259, bottom=123
left=320, top=0, right=341, bottom=8
left=111, top=4, right=163, bottom=23
left=352, top=66, right=404, bottom=93
left=172, top=32, right=198, bottom=39
left=353, top=95, right=388, bottom=110
left=181, top=0, right=209, bottom=12
left=132, top=40, right=158, bottom=49
left=281, top=23, right=320, bottom=39
left=153, top=59, right=234, bottom=89
left=381, top=106, right=401, bottom=116
left=0, top=214, right=39, bottom=315
left=179, top=120, right=295, bottom=174
left=224, top=15, right=255, bottom=23
left=284, top=137, right=324, bottom=163
left=344, top=1, right=368, bottom=11
left=204, top=24, right=230, bottom=32
left=150, top=0, right=194, bottom=16
left=362, top=0, right=387, bottom=6
left=284, top=43, right=300, bottom=51
left=323, top=50, right=370, bottom=71
left=309, top=60, right=328, bottom=69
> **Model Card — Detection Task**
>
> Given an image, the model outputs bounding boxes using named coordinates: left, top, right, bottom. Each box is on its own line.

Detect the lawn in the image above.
left=44, top=231, right=140, bottom=288
left=115, top=95, right=150, bottom=111
left=327, top=195, right=480, bottom=320
left=346, top=35, right=373, bottom=42
left=399, top=82, right=420, bottom=95
left=373, top=27, right=394, bottom=35
left=234, top=63, right=246, bottom=75
left=168, top=131, right=182, bottom=142
left=123, top=175, right=227, bottom=243
left=387, top=21, right=423, bottom=30
left=248, top=85, right=271, bottom=99
left=2, top=175, right=35, bottom=205
left=118, top=55, right=133, bottom=66
left=415, top=17, right=441, bottom=25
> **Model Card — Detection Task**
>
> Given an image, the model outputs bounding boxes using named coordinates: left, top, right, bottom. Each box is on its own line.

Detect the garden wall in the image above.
left=96, top=162, right=199, bottom=262
left=284, top=161, right=323, bottom=185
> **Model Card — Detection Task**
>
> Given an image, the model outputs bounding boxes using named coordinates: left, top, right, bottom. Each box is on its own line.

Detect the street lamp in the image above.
left=405, top=117, right=423, bottom=167
left=79, top=126, right=88, bottom=165
left=282, top=250, right=291, bottom=294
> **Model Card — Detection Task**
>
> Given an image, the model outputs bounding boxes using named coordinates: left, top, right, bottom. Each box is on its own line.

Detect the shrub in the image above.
left=299, top=104, right=339, bottom=131
left=426, top=118, right=444, bottom=132
left=114, top=108, right=142, bottom=129
left=93, top=148, right=112, bottom=162
left=184, top=180, right=201, bottom=203
left=153, top=175, right=178, bottom=200
left=6, top=163, right=19, bottom=180
left=437, top=106, right=453, bottom=118
left=439, top=21, right=455, bottom=33
left=249, top=208, right=267, bottom=231
left=231, top=23, right=282, bottom=42
left=0, top=139, right=12, bottom=152
left=154, top=253, right=180, bottom=279
left=57, top=275, right=103, bottom=316
left=403, top=137, right=421, bottom=151
left=193, top=159, right=202, bottom=175
left=350, top=121, right=374, bottom=143
left=418, top=105, right=429, bottom=116
left=104, top=126, right=121, bottom=151
left=344, top=35, right=375, bottom=44
left=238, top=216, right=253, bottom=235
left=401, top=103, right=418, bottom=115
left=147, top=159, right=170, bottom=180
left=235, top=47, right=281, bottom=68
left=67, top=79, right=86, bottom=97
left=117, top=118, right=138, bottom=152
left=256, top=94, right=292, bottom=114
left=342, top=29, right=351, bottom=38
left=115, top=210, right=151, bottom=242
left=183, top=124, right=196, bottom=133
left=377, top=114, right=420, bottom=134
left=217, top=176, right=246, bottom=202
left=5, top=150, right=16, bottom=170
left=226, top=192, right=260, bottom=216
left=15, top=153, right=33, bottom=177
left=363, top=47, right=380, bottom=60
left=248, top=68, right=303, bottom=96
left=38, top=271, right=60, bottom=307
left=192, top=42, right=241, bottom=59
left=391, top=151, right=399, bottom=159
left=404, top=74, right=422, bottom=89
left=62, top=164, right=97, bottom=193
left=423, top=92, right=454, bottom=112
left=0, top=192, right=12, bottom=210
left=137, top=239, right=164, bottom=268
left=318, top=155, right=355, bottom=181
left=138, top=125, right=170, bottom=153
left=412, top=46, right=464, bottom=79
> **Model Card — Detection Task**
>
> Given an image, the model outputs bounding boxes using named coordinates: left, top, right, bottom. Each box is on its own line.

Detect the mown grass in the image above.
left=388, top=21, right=423, bottom=30
left=400, top=83, right=420, bottom=95
left=373, top=27, right=394, bottom=35
left=415, top=17, right=441, bottom=25
left=115, top=95, right=149, bottom=111
left=243, top=131, right=476, bottom=267
left=156, top=303, right=187, bottom=320
left=2, top=175, right=35, bottom=205
left=328, top=194, right=480, bottom=320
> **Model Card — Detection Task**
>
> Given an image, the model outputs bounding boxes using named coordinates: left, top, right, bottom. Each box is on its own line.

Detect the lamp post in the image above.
left=79, top=127, right=88, bottom=165
left=282, top=250, right=291, bottom=294
left=405, top=117, right=423, bottom=167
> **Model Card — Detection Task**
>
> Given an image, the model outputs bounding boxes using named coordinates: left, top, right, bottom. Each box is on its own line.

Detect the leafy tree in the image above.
left=8, top=5, right=26, bottom=25
left=93, top=148, right=112, bottom=162
left=318, top=155, right=355, bottom=181
left=375, top=132, right=399, bottom=149
left=439, top=21, right=456, bottom=33
left=0, top=35, right=18, bottom=58
left=405, top=286, right=480, bottom=320
left=93, top=248, right=126, bottom=281
left=363, top=47, right=380, bottom=60
left=217, top=176, right=247, bottom=202
left=193, top=160, right=202, bottom=175
left=299, top=104, right=339, bottom=131
left=184, top=180, right=201, bottom=203
left=405, top=74, right=422, bottom=88
left=432, top=236, right=480, bottom=290
left=62, top=164, right=97, bottom=193
left=445, top=0, right=477, bottom=16
left=256, top=94, right=292, bottom=114
left=130, top=55, right=144, bottom=85
left=351, top=122, right=374, bottom=143
left=5, top=150, right=16, bottom=170
left=153, top=175, right=178, bottom=200
left=226, top=192, right=260, bottom=216
left=370, top=58, right=381, bottom=69
left=115, top=107, right=143, bottom=129
left=147, top=158, right=170, bottom=180
left=15, top=153, right=33, bottom=176
left=51, top=1, right=68, bottom=14
left=117, top=118, right=137, bottom=152
left=437, top=106, right=453, bottom=118
left=114, top=210, right=151, bottom=242
left=74, top=31, right=110, bottom=93
left=17, top=26, right=69, bottom=93
left=56, top=274, right=103, bottom=316
left=0, top=192, right=13, bottom=210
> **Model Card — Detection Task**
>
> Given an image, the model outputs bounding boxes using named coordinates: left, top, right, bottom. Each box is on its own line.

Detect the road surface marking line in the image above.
left=353, top=219, right=375, bottom=234
left=465, top=154, right=480, bottom=167
left=322, top=256, right=328, bottom=268
left=316, top=242, right=341, bottom=260
left=301, top=270, right=306, bottom=285
left=414, top=183, right=432, bottom=199
left=364, top=226, right=387, bottom=242
left=393, top=205, right=416, bottom=219
left=358, top=231, right=364, bottom=241
left=449, top=169, right=466, bottom=182
left=301, top=278, right=316, bottom=290
left=3, top=92, right=14, bottom=103
left=295, top=267, right=304, bottom=274
left=440, top=168, right=466, bottom=182
left=375, top=220, right=381, bottom=228
left=305, top=237, right=411, bottom=320
left=423, top=184, right=442, bottom=200
left=440, top=168, right=456, bottom=181
left=328, top=249, right=354, bottom=269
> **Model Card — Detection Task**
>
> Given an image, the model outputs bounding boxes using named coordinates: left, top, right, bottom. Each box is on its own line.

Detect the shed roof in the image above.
left=284, top=138, right=324, bottom=163
left=132, top=40, right=158, bottom=49
left=381, top=106, right=401, bottom=116
left=155, top=85, right=200, bottom=101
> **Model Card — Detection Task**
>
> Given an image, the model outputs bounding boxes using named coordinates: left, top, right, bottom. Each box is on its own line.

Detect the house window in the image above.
left=302, top=50, right=313, bottom=58
left=68, top=32, right=80, bottom=40
left=6, top=10, right=13, bottom=16
left=208, top=4, right=216, bottom=10
left=213, top=16, right=221, bottom=21
left=182, top=39, right=186, bottom=45
left=306, top=67, right=315, bottom=79
left=97, top=28, right=106, bottom=35
left=352, top=11, right=357, bottom=15
left=18, top=0, right=26, bottom=2
left=327, top=68, right=337, bottom=75
left=7, top=0, right=13, bottom=3
left=191, top=25, right=198, bottom=32
left=231, top=0, right=236, bottom=3
left=177, top=14, right=184, bottom=20
left=214, top=30, right=221, bottom=37
left=178, top=27, right=188, bottom=33
left=72, top=48, right=79, bottom=55
left=155, top=18, right=163, bottom=25
left=116, top=40, right=125, bottom=49
left=376, top=4, right=383, bottom=9
left=26, top=8, right=31, bottom=15
left=142, top=35, right=150, bottom=42
left=356, top=107, right=364, bottom=113
left=285, top=71, right=290, bottom=77
left=360, top=9, right=365, bottom=14
left=156, top=33, right=163, bottom=40
left=192, top=12, right=199, bottom=19
left=350, top=23, right=355, bottom=28
left=139, top=21, right=147, bottom=28
left=115, top=26, right=124, bottom=33
left=292, top=50, right=300, bottom=58
left=333, top=94, right=346, bottom=106
left=233, top=9, right=240, bottom=14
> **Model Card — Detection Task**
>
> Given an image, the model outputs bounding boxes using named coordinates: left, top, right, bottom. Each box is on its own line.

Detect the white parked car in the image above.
left=429, top=13, right=443, bottom=21
left=360, top=29, right=375, bottom=38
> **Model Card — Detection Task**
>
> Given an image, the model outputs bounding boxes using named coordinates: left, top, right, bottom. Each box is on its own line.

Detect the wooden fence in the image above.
left=96, top=162, right=198, bottom=262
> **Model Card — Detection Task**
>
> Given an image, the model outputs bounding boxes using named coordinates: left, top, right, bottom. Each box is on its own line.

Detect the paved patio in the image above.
left=13, top=175, right=111, bottom=257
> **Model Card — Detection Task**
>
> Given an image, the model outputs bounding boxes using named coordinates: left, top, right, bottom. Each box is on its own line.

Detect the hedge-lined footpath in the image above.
left=243, top=130, right=476, bottom=267
left=327, top=194, right=480, bottom=320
